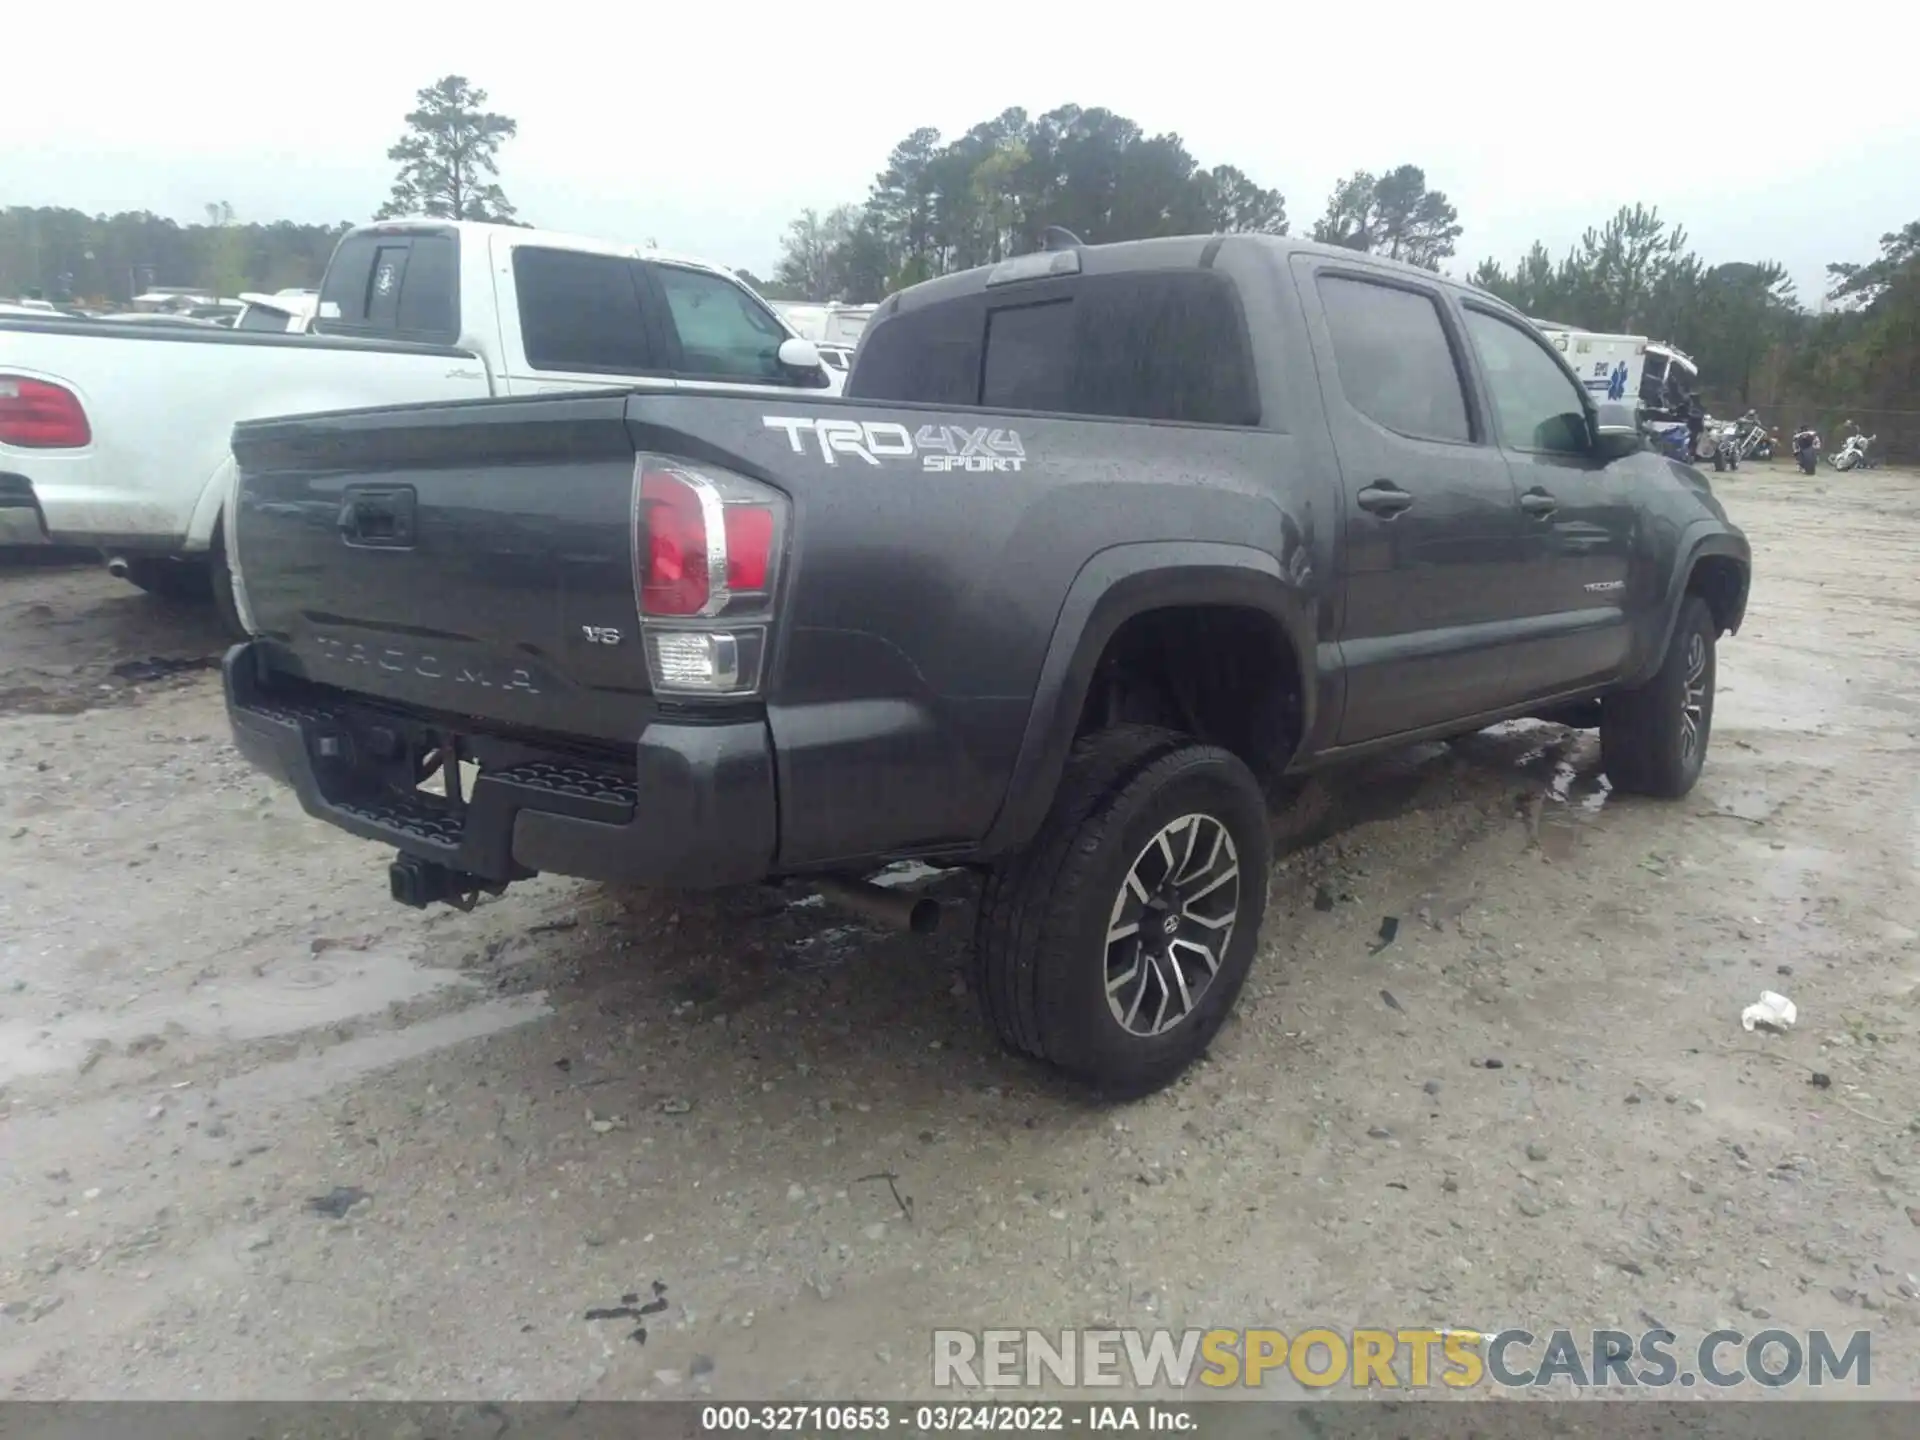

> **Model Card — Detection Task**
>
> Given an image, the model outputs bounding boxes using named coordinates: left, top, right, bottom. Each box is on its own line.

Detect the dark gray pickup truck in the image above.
left=222, top=234, right=1750, bottom=1093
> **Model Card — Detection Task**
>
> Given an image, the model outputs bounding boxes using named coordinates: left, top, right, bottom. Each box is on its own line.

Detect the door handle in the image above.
left=337, top=485, right=417, bottom=548
left=1356, top=482, right=1413, bottom=517
left=1520, top=490, right=1559, bottom=517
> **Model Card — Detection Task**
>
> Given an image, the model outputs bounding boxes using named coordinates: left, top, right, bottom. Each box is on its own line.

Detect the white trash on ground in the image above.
left=1741, top=991, right=1798, bottom=1033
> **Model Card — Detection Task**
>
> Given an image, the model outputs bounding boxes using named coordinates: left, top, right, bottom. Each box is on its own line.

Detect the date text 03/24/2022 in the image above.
left=699, top=1404, right=1194, bottom=1432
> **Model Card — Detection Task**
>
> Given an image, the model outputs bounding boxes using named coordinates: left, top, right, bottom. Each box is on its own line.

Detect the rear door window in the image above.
left=646, top=265, right=789, bottom=382
left=1315, top=275, right=1471, bottom=443
left=512, top=247, right=658, bottom=374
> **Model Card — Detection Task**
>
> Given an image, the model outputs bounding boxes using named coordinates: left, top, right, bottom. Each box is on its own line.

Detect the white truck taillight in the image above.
left=0, top=375, right=90, bottom=448
left=632, top=455, right=787, bottom=697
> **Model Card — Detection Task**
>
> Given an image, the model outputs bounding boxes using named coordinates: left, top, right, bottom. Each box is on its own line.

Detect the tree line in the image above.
left=762, top=103, right=1912, bottom=451
left=755, top=108, right=1476, bottom=301
left=1473, top=206, right=1918, bottom=443
left=2, top=77, right=1911, bottom=456
left=0, top=205, right=348, bottom=306
left=0, top=75, right=517, bottom=307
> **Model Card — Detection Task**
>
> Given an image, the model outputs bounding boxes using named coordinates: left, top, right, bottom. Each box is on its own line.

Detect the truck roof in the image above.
left=874, top=233, right=1512, bottom=321
left=349, top=218, right=745, bottom=284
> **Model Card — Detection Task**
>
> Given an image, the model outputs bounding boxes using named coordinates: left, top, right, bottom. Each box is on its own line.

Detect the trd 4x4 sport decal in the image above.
left=762, top=416, right=1026, bottom=472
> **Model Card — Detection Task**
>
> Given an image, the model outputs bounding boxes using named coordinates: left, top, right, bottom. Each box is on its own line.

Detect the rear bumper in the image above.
left=0, top=474, right=49, bottom=545
left=223, top=643, right=777, bottom=889
left=7, top=455, right=194, bottom=552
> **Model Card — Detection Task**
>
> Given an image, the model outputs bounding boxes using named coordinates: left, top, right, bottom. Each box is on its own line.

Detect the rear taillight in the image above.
left=0, top=375, right=90, bottom=449
left=633, top=456, right=787, bottom=697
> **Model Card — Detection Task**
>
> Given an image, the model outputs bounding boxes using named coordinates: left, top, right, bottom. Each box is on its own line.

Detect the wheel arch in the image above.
left=977, top=542, right=1317, bottom=858
left=1624, top=527, right=1750, bottom=689
left=183, top=451, right=238, bottom=553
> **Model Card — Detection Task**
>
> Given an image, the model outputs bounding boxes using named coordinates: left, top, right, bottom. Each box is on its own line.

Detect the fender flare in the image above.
left=1626, top=525, right=1751, bottom=688
left=183, top=452, right=238, bottom=553
left=977, top=541, right=1318, bottom=857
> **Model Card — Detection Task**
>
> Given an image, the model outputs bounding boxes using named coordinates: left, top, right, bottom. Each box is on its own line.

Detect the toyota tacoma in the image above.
left=221, top=233, right=1750, bottom=1093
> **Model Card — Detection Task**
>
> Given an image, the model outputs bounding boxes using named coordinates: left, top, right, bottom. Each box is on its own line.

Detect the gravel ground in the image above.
left=2, top=462, right=1919, bottom=1401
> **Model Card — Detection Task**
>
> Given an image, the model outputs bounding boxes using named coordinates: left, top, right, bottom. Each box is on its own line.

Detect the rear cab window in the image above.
left=849, top=268, right=1260, bottom=426
left=235, top=305, right=292, bottom=333
left=313, top=228, right=460, bottom=344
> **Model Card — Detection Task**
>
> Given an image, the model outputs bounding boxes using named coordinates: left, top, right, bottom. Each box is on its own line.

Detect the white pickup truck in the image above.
left=0, top=220, right=832, bottom=621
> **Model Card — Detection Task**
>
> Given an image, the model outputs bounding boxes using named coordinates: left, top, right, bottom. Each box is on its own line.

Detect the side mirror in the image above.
left=777, top=336, right=832, bottom=389
left=1591, top=400, right=1642, bottom=461
left=777, top=337, right=821, bottom=370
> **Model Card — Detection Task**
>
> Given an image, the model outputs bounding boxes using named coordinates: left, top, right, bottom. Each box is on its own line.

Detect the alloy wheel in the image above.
left=1680, top=631, right=1708, bottom=762
left=1104, top=813, right=1240, bottom=1037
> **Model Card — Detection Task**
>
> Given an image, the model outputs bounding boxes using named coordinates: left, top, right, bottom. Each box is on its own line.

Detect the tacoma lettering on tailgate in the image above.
left=311, top=635, right=541, bottom=695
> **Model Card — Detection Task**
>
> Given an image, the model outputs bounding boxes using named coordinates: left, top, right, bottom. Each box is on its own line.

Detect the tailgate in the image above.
left=231, top=392, right=647, bottom=743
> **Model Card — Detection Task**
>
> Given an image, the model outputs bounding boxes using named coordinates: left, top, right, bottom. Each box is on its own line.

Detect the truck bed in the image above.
left=0, top=315, right=490, bottom=552
left=228, top=384, right=1303, bottom=879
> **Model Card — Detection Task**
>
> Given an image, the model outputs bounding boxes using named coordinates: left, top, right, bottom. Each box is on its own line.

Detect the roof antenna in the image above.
left=1041, top=226, right=1083, bottom=252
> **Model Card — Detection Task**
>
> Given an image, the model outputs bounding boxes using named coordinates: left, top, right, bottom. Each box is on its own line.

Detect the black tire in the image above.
left=209, top=525, right=246, bottom=639
left=974, top=725, right=1271, bottom=1097
left=1600, top=595, right=1716, bottom=799
left=119, top=556, right=212, bottom=601
left=1712, top=451, right=1726, bottom=472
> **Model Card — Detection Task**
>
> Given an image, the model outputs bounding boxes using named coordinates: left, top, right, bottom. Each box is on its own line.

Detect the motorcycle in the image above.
left=1831, top=432, right=1877, bottom=471
left=1734, top=412, right=1775, bottom=462
left=1707, top=418, right=1742, bottom=472
left=1792, top=427, right=1820, bottom=475
left=1648, top=421, right=1696, bottom=464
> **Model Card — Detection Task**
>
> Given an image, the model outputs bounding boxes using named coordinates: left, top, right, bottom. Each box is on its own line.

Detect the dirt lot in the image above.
left=3, top=463, right=1919, bottom=1402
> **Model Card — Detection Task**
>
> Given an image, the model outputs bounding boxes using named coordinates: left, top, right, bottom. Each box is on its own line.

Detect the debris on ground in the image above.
left=1741, top=991, right=1798, bottom=1033
left=305, top=1186, right=369, bottom=1219
left=856, top=1171, right=913, bottom=1221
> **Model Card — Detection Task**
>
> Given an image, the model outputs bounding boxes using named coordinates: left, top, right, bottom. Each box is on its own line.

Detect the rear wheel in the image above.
left=974, top=725, right=1270, bottom=1096
left=1600, top=595, right=1716, bottom=799
left=210, top=525, right=245, bottom=638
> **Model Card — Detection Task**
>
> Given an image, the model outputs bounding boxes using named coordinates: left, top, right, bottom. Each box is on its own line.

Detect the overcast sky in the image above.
left=8, top=2, right=1914, bottom=304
